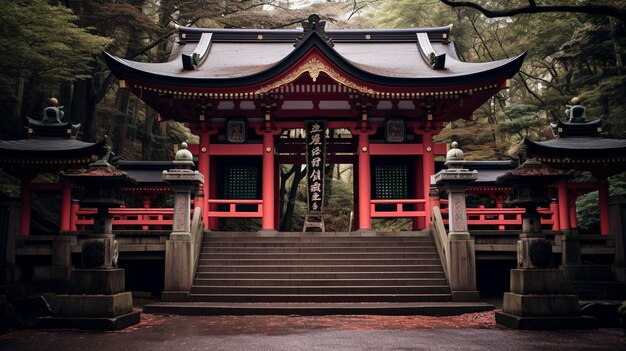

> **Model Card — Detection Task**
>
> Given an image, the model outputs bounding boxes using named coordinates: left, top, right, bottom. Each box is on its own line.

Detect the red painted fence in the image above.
left=74, top=199, right=557, bottom=232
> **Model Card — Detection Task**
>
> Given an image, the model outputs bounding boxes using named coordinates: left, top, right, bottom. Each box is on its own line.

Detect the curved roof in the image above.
left=0, top=138, right=104, bottom=159
left=104, top=25, right=525, bottom=89
left=525, top=137, right=626, bottom=159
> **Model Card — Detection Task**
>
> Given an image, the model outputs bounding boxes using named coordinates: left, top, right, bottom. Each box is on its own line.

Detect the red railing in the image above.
left=76, top=208, right=174, bottom=231
left=370, top=199, right=427, bottom=219
left=75, top=199, right=264, bottom=231
left=206, top=199, right=263, bottom=218
left=439, top=201, right=557, bottom=230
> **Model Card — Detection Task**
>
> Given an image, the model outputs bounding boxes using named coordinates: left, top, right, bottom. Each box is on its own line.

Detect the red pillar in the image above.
left=550, top=200, right=560, bottom=230
left=209, top=157, right=219, bottom=231
left=60, top=181, right=72, bottom=232
left=70, top=200, right=79, bottom=231
left=413, top=158, right=424, bottom=229
left=421, top=132, right=435, bottom=229
left=198, top=130, right=210, bottom=229
left=20, top=177, right=32, bottom=237
left=557, top=180, right=570, bottom=232
left=357, top=132, right=371, bottom=230
left=261, top=132, right=276, bottom=231
left=352, top=161, right=359, bottom=230
left=274, top=161, right=281, bottom=230
left=496, top=195, right=505, bottom=230
left=598, top=177, right=610, bottom=235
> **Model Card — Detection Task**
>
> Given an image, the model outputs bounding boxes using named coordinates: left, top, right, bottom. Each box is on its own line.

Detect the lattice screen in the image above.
left=374, top=164, right=408, bottom=199
left=224, top=165, right=258, bottom=199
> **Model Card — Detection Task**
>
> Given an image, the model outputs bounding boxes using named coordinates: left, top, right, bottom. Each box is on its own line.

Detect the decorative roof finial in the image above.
left=42, top=97, right=64, bottom=124
left=174, top=141, right=195, bottom=169
left=294, top=14, right=334, bottom=48
left=565, top=96, right=586, bottom=123
left=445, top=141, right=466, bottom=169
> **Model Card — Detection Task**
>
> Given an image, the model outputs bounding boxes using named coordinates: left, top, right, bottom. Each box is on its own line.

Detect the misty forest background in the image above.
left=1, top=0, right=625, bottom=232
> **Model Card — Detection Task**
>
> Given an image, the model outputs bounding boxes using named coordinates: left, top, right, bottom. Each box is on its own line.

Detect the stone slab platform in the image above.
left=37, top=311, right=140, bottom=331
left=495, top=311, right=596, bottom=330
left=143, top=302, right=493, bottom=316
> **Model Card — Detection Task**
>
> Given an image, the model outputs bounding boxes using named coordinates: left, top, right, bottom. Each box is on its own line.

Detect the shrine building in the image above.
left=103, top=15, right=525, bottom=232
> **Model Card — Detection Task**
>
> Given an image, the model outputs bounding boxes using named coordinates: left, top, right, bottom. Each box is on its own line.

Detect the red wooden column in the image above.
left=352, top=129, right=374, bottom=230
left=274, top=161, right=281, bottom=230
left=557, top=180, right=570, bottom=232
left=59, top=181, right=72, bottom=232
left=197, top=129, right=211, bottom=229
left=550, top=199, right=560, bottom=230
left=20, top=177, right=33, bottom=237
left=352, top=160, right=360, bottom=230
left=262, top=131, right=276, bottom=231
left=598, top=177, right=610, bottom=235
left=421, top=132, right=435, bottom=229
left=70, top=200, right=79, bottom=231
left=495, top=195, right=505, bottom=230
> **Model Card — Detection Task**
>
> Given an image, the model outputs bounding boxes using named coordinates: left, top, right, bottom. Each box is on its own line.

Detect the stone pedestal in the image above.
left=496, top=217, right=595, bottom=329
left=163, top=236, right=193, bottom=302
left=496, top=269, right=595, bottom=330
left=448, top=234, right=479, bottom=302
left=38, top=268, right=139, bottom=330
left=32, top=235, right=74, bottom=293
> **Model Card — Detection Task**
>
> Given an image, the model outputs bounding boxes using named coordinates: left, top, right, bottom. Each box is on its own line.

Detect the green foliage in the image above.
left=0, top=0, right=111, bottom=84
left=576, top=191, right=600, bottom=233
left=496, top=104, right=545, bottom=143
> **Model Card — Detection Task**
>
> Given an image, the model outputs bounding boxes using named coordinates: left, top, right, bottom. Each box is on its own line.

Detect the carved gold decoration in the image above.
left=254, top=58, right=376, bottom=95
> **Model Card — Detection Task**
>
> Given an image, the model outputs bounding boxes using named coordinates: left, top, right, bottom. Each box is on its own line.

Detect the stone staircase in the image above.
left=191, top=231, right=449, bottom=303
left=144, top=231, right=493, bottom=315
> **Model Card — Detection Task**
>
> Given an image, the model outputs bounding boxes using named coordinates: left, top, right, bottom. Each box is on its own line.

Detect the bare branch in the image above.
left=439, top=0, right=626, bottom=22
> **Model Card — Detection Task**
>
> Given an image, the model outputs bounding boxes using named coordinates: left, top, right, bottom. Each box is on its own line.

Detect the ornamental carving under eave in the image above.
left=254, top=58, right=376, bottom=95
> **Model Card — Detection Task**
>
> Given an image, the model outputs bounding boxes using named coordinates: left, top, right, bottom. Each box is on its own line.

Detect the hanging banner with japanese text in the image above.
left=306, top=120, right=326, bottom=212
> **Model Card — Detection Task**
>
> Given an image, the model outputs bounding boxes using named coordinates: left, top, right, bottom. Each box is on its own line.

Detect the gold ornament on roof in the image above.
left=254, top=58, right=376, bottom=95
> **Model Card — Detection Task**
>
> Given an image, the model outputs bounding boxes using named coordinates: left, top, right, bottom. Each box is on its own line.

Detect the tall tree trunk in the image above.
left=142, top=109, right=157, bottom=160
left=280, top=165, right=306, bottom=231
left=70, top=79, right=86, bottom=138
left=58, top=80, right=73, bottom=122
left=13, top=77, right=25, bottom=127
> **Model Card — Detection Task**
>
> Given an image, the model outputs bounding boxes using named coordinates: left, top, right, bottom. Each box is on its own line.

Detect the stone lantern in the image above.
left=433, top=142, right=479, bottom=301
left=161, top=142, right=204, bottom=301
left=494, top=158, right=594, bottom=329
left=40, top=146, right=140, bottom=330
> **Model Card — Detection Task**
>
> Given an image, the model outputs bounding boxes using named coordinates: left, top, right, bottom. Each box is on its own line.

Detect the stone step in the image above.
left=194, top=271, right=447, bottom=279
left=189, top=285, right=451, bottom=295
left=204, top=231, right=431, bottom=238
left=198, top=252, right=440, bottom=259
left=204, top=236, right=434, bottom=242
left=195, top=264, right=445, bottom=273
left=143, top=301, right=493, bottom=316
left=187, top=293, right=453, bottom=303
left=201, top=245, right=437, bottom=252
left=197, top=258, right=442, bottom=265
left=193, top=278, right=449, bottom=287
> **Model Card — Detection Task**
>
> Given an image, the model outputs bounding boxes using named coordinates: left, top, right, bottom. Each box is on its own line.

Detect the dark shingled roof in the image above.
left=117, top=161, right=176, bottom=184
left=104, top=25, right=525, bottom=88
left=525, top=137, right=626, bottom=158
left=0, top=138, right=104, bottom=159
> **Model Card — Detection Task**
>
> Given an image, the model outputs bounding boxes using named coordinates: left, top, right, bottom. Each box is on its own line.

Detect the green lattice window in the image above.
left=223, top=164, right=259, bottom=211
left=374, top=164, right=408, bottom=199
left=374, top=164, right=408, bottom=212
